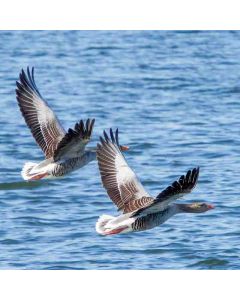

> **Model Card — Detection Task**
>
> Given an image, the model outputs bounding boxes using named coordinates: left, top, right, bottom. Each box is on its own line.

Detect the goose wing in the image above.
left=133, top=167, right=200, bottom=216
left=53, top=118, right=95, bottom=161
left=16, top=67, right=66, bottom=158
left=97, top=129, right=153, bottom=214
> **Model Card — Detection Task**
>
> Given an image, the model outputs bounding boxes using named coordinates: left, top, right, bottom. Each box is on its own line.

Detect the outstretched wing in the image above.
left=16, top=67, right=66, bottom=158
left=53, top=118, right=95, bottom=161
left=97, top=129, right=152, bottom=214
left=133, top=167, right=200, bottom=216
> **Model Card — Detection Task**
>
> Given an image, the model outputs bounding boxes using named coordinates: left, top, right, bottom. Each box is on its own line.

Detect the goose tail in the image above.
left=21, top=162, right=48, bottom=181
left=96, top=214, right=132, bottom=235
left=96, top=215, right=115, bottom=235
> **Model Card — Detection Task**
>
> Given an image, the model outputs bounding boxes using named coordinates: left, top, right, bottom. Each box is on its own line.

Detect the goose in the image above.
left=96, top=129, right=214, bottom=235
left=16, top=67, right=129, bottom=181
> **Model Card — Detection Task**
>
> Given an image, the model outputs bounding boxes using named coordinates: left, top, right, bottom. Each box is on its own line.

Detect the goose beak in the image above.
left=120, top=145, right=130, bottom=151
left=207, top=204, right=215, bottom=210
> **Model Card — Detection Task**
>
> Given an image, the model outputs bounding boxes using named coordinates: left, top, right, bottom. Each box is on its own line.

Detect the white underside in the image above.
left=21, top=161, right=56, bottom=180
left=96, top=213, right=135, bottom=235
left=21, top=151, right=96, bottom=181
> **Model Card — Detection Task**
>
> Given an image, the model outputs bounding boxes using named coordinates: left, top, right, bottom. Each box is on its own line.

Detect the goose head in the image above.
left=178, top=203, right=214, bottom=213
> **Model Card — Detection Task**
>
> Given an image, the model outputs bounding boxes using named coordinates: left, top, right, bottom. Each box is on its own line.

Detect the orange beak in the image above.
left=120, top=145, right=130, bottom=151
left=207, top=204, right=215, bottom=210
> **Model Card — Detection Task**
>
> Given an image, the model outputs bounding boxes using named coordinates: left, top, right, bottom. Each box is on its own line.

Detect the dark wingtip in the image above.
left=89, top=118, right=95, bottom=136
left=194, top=166, right=200, bottom=182
left=96, top=142, right=102, bottom=151
left=100, top=136, right=106, bottom=145
left=27, top=66, right=32, bottom=78
left=100, top=128, right=122, bottom=151
left=71, top=118, right=96, bottom=139
left=103, top=130, right=109, bottom=142
left=18, top=66, right=39, bottom=94
left=86, top=118, right=90, bottom=126
left=110, top=128, right=115, bottom=143
left=116, top=128, right=119, bottom=146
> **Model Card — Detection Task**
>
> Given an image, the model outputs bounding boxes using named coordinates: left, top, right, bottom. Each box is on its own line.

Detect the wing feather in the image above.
left=97, top=129, right=152, bottom=213
left=16, top=67, right=66, bottom=158
left=53, top=119, right=95, bottom=161
left=133, top=167, right=200, bottom=216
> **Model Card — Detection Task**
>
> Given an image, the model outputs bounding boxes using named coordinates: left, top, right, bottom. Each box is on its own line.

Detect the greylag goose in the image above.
left=16, top=68, right=129, bottom=180
left=96, top=129, right=214, bottom=235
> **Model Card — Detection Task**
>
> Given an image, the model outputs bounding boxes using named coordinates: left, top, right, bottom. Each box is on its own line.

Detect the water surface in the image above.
left=0, top=31, right=240, bottom=269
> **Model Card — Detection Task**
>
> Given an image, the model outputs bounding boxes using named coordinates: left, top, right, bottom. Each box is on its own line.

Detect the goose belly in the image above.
left=51, top=153, right=96, bottom=177
left=29, top=159, right=83, bottom=179
left=132, top=208, right=172, bottom=232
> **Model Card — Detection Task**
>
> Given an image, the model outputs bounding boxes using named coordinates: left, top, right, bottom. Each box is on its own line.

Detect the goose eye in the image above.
left=192, top=203, right=199, bottom=208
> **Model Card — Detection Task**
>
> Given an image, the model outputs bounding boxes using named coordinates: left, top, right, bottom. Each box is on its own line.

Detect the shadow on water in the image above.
left=188, top=258, right=229, bottom=269
left=0, top=180, right=46, bottom=190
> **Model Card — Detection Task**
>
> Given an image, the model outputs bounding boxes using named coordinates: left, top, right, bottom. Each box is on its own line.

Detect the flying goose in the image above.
left=96, top=129, right=214, bottom=235
left=16, top=67, right=129, bottom=180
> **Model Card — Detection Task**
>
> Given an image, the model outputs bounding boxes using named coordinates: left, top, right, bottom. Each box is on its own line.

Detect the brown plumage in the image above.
left=16, top=67, right=97, bottom=181
left=16, top=67, right=66, bottom=158
left=97, top=129, right=200, bottom=216
left=96, top=129, right=212, bottom=236
left=97, top=129, right=151, bottom=213
left=53, top=119, right=95, bottom=161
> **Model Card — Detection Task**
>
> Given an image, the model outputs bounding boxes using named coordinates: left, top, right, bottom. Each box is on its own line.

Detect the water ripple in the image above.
left=0, top=31, right=239, bottom=269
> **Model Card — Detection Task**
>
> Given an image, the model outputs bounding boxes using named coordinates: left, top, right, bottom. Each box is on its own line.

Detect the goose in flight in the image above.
left=16, top=67, right=129, bottom=180
left=96, top=129, right=214, bottom=235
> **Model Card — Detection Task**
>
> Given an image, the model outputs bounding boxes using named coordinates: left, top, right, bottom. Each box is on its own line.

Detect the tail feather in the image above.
left=96, top=214, right=132, bottom=235
left=96, top=215, right=114, bottom=235
left=21, top=162, right=48, bottom=181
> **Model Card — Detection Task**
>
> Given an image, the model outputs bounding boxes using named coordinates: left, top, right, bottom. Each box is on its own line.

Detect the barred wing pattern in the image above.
left=133, top=167, right=200, bottom=216
left=16, top=67, right=66, bottom=158
left=53, top=118, right=95, bottom=161
left=97, top=129, right=152, bottom=213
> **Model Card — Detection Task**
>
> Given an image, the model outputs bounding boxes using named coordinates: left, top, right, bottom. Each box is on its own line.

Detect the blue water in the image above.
left=0, top=31, right=240, bottom=269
